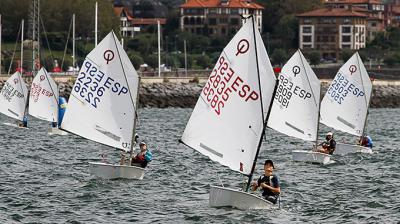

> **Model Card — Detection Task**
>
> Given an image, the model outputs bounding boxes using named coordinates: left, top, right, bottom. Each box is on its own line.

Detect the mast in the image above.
left=245, top=15, right=278, bottom=192
left=0, top=14, right=2, bottom=75
left=21, top=19, right=24, bottom=72
left=72, top=13, right=76, bottom=70
left=95, top=1, right=98, bottom=46
left=184, top=39, right=187, bottom=77
left=157, top=20, right=161, bottom=77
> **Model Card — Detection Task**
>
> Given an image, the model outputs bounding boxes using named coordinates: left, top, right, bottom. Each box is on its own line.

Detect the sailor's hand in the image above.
left=252, top=182, right=258, bottom=188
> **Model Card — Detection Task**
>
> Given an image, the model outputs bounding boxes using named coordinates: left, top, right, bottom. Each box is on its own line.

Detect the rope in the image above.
left=8, top=22, right=22, bottom=75
left=61, top=16, right=73, bottom=70
left=40, top=16, right=55, bottom=69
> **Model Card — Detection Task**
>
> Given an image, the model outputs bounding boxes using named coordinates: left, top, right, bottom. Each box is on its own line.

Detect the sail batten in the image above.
left=320, top=52, right=372, bottom=136
left=181, top=19, right=276, bottom=175
left=61, top=31, right=139, bottom=150
left=267, top=50, right=321, bottom=142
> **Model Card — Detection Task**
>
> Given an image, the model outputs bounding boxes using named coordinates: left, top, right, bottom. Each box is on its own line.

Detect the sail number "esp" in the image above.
left=73, top=60, right=129, bottom=108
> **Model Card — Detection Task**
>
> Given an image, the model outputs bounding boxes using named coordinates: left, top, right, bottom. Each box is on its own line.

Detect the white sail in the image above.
left=61, top=31, right=139, bottom=150
left=320, top=52, right=372, bottom=136
left=267, top=50, right=320, bottom=141
left=0, top=72, right=28, bottom=121
left=29, top=68, right=59, bottom=123
left=181, top=19, right=276, bottom=175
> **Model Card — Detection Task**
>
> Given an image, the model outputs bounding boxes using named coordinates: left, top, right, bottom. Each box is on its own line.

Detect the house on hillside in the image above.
left=297, top=7, right=367, bottom=59
left=179, top=0, right=264, bottom=37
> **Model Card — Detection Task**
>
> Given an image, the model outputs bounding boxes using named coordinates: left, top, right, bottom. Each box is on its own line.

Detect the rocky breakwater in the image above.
left=0, top=79, right=399, bottom=108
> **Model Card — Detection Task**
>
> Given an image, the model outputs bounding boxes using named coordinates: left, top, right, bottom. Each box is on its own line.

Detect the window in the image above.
left=303, top=26, right=312, bottom=33
left=303, top=19, right=312, bottom=24
left=342, top=36, right=351, bottom=42
left=302, top=44, right=312, bottom=49
left=342, top=26, right=351, bottom=33
left=231, top=9, right=239, bottom=14
left=231, top=18, right=239, bottom=25
left=303, top=36, right=312, bottom=42
left=209, top=18, right=217, bottom=25
left=219, top=18, right=228, bottom=24
left=221, top=28, right=226, bottom=34
left=342, top=44, right=351, bottom=49
left=209, top=9, right=217, bottom=14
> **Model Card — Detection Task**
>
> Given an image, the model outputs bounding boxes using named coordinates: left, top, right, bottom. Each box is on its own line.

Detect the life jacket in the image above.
left=144, top=150, right=152, bottom=162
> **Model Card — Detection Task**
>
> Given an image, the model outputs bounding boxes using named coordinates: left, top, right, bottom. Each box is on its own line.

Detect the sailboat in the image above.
left=0, top=72, right=29, bottom=128
left=320, top=52, right=373, bottom=155
left=266, top=50, right=330, bottom=164
left=28, top=67, right=67, bottom=135
left=181, top=16, right=278, bottom=210
left=60, top=31, right=143, bottom=179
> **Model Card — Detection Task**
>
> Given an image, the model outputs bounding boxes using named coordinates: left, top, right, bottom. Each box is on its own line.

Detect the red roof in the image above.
left=324, top=0, right=383, bottom=4
left=297, top=8, right=368, bottom=17
left=113, top=7, right=134, bottom=20
left=181, top=0, right=264, bottom=9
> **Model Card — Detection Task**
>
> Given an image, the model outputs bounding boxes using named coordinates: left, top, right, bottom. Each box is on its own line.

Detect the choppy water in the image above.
left=0, top=108, right=399, bottom=223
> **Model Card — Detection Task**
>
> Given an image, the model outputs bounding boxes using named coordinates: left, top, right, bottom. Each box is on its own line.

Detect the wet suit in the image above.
left=257, top=175, right=280, bottom=204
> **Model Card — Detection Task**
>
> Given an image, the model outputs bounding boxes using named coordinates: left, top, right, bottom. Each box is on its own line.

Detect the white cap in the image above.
left=326, top=132, right=333, bottom=136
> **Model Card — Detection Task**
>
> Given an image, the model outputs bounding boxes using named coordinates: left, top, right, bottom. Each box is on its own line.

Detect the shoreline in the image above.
left=1, top=77, right=399, bottom=108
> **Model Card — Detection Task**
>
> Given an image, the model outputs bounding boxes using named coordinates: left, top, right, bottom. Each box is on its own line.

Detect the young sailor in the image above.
left=251, top=160, right=281, bottom=204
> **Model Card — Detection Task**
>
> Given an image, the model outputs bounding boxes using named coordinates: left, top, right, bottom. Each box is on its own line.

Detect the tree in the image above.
left=271, top=49, right=287, bottom=66
left=128, top=51, right=144, bottom=69
left=340, top=49, right=353, bottom=62
left=195, top=54, right=212, bottom=69
left=307, top=51, right=321, bottom=66
left=145, top=54, right=159, bottom=69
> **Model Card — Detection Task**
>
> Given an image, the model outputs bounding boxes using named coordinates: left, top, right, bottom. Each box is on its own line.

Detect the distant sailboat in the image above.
left=0, top=72, right=29, bottom=128
left=61, top=31, right=143, bottom=179
left=28, top=67, right=67, bottom=135
left=320, top=52, right=373, bottom=155
left=181, top=16, right=278, bottom=209
left=266, top=50, right=330, bottom=164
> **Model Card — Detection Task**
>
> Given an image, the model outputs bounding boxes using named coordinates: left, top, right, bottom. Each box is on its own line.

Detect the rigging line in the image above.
left=61, top=16, right=73, bottom=70
left=40, top=16, right=55, bottom=69
left=43, top=68, right=59, bottom=106
left=17, top=71, right=28, bottom=115
left=8, top=22, right=22, bottom=75
left=298, top=49, right=320, bottom=109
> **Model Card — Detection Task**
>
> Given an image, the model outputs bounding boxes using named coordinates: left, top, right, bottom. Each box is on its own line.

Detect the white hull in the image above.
left=292, top=150, right=331, bottom=164
left=334, top=143, right=373, bottom=155
left=209, top=185, right=276, bottom=210
left=3, top=122, right=29, bottom=129
left=47, top=127, right=68, bottom=136
left=88, top=162, right=145, bottom=180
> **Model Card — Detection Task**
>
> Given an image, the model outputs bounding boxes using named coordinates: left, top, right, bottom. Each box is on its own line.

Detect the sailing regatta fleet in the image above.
left=0, top=16, right=375, bottom=210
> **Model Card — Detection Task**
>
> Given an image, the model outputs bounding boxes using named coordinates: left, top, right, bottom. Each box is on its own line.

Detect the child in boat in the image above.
left=251, top=160, right=281, bottom=204
left=131, top=142, right=152, bottom=168
left=317, top=132, right=336, bottom=155
left=359, top=136, right=373, bottom=148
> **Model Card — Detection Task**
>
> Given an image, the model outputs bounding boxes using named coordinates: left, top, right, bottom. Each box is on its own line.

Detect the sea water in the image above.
left=0, top=108, right=399, bottom=223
